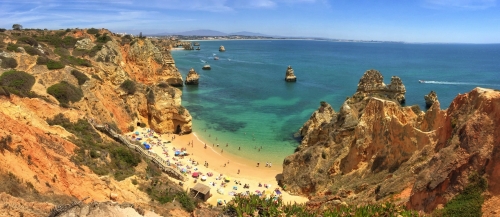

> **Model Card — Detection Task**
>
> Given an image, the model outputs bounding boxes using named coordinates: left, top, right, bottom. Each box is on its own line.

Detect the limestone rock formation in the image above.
left=424, top=90, right=438, bottom=108
left=75, top=38, right=96, bottom=50
left=284, top=67, right=500, bottom=213
left=298, top=101, right=335, bottom=146
left=219, top=45, right=225, bottom=52
left=185, top=68, right=199, bottom=85
left=144, top=85, right=192, bottom=134
left=285, top=65, right=297, bottom=82
left=353, top=69, right=406, bottom=104
left=125, top=39, right=183, bottom=86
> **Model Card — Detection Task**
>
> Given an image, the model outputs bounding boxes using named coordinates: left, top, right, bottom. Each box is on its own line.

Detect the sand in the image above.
left=127, top=128, right=308, bottom=206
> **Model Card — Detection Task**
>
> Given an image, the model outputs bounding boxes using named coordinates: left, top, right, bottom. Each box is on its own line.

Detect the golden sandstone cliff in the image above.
left=283, top=69, right=500, bottom=214
left=0, top=28, right=194, bottom=216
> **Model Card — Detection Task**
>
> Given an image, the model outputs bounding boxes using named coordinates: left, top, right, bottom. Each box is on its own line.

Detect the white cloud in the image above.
left=424, top=0, right=496, bottom=9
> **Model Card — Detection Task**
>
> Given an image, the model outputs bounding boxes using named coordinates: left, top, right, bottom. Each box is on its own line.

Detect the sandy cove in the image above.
left=128, top=128, right=308, bottom=206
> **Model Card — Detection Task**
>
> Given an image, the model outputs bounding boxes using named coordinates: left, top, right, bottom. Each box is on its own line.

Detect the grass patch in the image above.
left=438, top=173, right=487, bottom=217
left=46, top=60, right=65, bottom=70
left=47, top=114, right=141, bottom=181
left=47, top=81, right=83, bottom=105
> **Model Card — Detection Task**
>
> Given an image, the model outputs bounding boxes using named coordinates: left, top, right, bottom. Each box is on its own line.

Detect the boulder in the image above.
left=185, top=68, right=199, bottom=85
left=219, top=45, right=225, bottom=52
left=75, top=38, right=96, bottom=50
left=424, top=90, right=438, bottom=108
left=285, top=65, right=297, bottom=82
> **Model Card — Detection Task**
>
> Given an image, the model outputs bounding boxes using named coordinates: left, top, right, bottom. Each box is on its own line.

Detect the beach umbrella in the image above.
left=192, top=172, right=199, bottom=178
left=201, top=176, right=207, bottom=181
left=144, top=144, right=150, bottom=149
left=224, top=177, right=230, bottom=182
left=175, top=151, right=180, bottom=156
left=135, top=132, right=139, bottom=135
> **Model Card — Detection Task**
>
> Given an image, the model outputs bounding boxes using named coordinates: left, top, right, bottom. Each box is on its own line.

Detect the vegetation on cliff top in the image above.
left=47, top=81, right=83, bottom=106
left=0, top=56, right=18, bottom=69
left=120, top=79, right=136, bottom=95
left=223, top=194, right=418, bottom=216
left=71, top=69, right=89, bottom=85
left=0, top=70, right=39, bottom=98
left=47, top=114, right=141, bottom=181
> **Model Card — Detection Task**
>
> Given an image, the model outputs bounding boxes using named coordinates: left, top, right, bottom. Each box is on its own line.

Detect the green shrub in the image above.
left=120, top=80, right=136, bottom=95
left=23, top=46, right=43, bottom=56
left=17, top=37, right=38, bottom=47
left=96, top=33, right=111, bottom=43
left=0, top=56, right=18, bottom=68
left=46, top=60, right=65, bottom=70
left=71, top=69, right=89, bottom=85
left=0, top=70, right=35, bottom=92
left=54, top=47, right=70, bottom=57
left=36, top=56, right=48, bottom=65
left=86, top=28, right=99, bottom=34
left=47, top=81, right=83, bottom=105
left=176, top=191, right=197, bottom=212
left=6, top=43, right=19, bottom=52
left=178, top=106, right=185, bottom=115
left=439, top=173, right=487, bottom=216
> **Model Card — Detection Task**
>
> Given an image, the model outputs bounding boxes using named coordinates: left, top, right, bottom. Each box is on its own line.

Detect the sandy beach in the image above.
left=127, top=128, right=308, bottom=206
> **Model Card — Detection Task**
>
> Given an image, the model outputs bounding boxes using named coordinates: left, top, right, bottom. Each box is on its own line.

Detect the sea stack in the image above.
left=285, top=65, right=297, bottom=82
left=185, top=68, right=200, bottom=85
left=354, top=69, right=406, bottom=104
left=424, top=90, right=438, bottom=108
left=219, top=45, right=225, bottom=52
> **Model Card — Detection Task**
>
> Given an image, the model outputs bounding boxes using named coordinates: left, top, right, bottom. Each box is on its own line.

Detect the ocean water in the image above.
left=171, top=40, right=500, bottom=165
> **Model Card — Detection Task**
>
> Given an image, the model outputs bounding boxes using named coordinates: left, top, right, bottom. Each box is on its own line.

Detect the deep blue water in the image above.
left=172, top=40, right=500, bottom=164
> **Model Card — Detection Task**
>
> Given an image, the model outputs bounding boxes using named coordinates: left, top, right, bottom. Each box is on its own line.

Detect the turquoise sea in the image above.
left=171, top=40, right=500, bottom=165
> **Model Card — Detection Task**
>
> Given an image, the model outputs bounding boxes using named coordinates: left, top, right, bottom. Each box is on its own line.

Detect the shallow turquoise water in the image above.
left=172, top=40, right=500, bottom=164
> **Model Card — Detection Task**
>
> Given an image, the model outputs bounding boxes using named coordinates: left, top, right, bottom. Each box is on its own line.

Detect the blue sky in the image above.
left=0, top=0, right=499, bottom=43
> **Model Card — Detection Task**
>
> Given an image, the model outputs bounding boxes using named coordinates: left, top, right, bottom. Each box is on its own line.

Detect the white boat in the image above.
left=214, top=56, right=219, bottom=60
left=202, top=65, right=211, bottom=70
left=419, top=80, right=425, bottom=83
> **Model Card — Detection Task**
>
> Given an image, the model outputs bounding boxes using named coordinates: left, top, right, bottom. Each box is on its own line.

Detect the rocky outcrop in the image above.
left=185, top=68, right=199, bottom=85
left=353, top=69, right=406, bottom=104
left=219, top=45, right=225, bottom=52
left=284, top=68, right=500, bottom=213
left=75, top=38, right=95, bottom=50
left=297, top=101, right=335, bottom=146
left=124, top=39, right=183, bottom=86
left=424, top=90, right=438, bottom=108
left=285, top=65, right=297, bottom=82
left=145, top=85, right=192, bottom=134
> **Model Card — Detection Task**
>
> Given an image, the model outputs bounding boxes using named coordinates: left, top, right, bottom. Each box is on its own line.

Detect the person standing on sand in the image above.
left=257, top=162, right=260, bottom=167
left=238, top=169, right=240, bottom=174
left=238, top=147, right=241, bottom=150
left=221, top=149, right=223, bottom=153
left=269, top=162, right=272, bottom=168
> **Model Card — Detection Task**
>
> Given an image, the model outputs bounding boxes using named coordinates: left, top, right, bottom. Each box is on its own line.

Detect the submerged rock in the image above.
left=285, top=65, right=297, bottom=82
left=185, top=68, right=200, bottom=85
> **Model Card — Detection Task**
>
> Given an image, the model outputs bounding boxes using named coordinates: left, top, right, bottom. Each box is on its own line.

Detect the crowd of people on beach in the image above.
left=125, top=127, right=282, bottom=202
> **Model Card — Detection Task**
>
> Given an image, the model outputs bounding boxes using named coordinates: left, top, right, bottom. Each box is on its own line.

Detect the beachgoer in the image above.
left=221, top=149, right=223, bottom=153
left=237, top=169, right=240, bottom=174
left=269, top=162, right=272, bottom=167
left=257, top=162, right=259, bottom=167
left=266, top=162, right=268, bottom=167
left=238, top=147, right=241, bottom=150
left=226, top=143, right=228, bottom=147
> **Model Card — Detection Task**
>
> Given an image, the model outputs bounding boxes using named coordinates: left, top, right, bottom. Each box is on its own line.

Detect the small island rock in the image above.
left=185, top=68, right=200, bottom=85
left=285, top=65, right=297, bottom=82
left=219, top=45, right=225, bottom=52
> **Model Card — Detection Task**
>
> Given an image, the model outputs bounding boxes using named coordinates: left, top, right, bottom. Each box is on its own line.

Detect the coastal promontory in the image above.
left=283, top=68, right=500, bottom=214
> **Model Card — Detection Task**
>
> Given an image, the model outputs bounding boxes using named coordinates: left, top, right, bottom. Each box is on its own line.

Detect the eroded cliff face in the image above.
left=0, top=29, right=194, bottom=216
left=284, top=69, right=500, bottom=213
